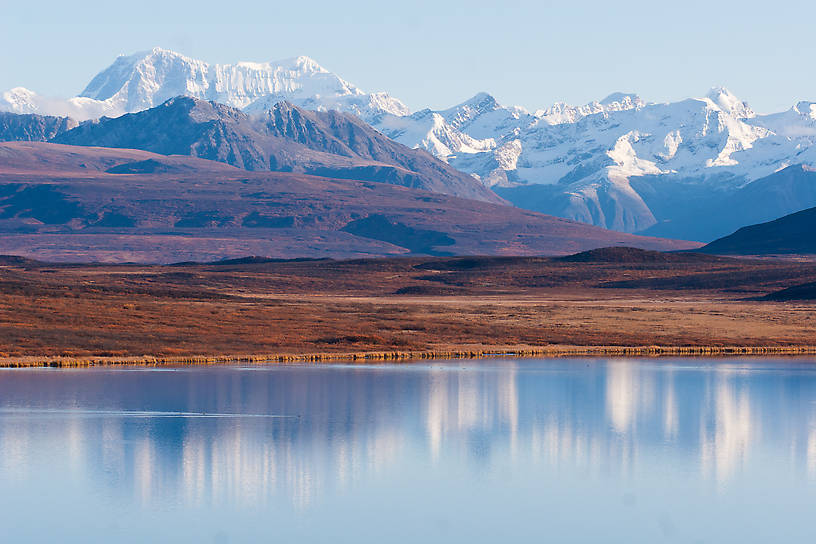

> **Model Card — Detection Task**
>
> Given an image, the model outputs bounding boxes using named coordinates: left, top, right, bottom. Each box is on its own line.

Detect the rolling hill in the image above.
left=0, top=141, right=698, bottom=263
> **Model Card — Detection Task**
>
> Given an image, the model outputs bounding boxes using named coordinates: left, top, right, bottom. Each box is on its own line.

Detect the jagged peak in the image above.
left=114, top=47, right=193, bottom=64
left=533, top=93, right=643, bottom=125
left=439, top=93, right=503, bottom=129
left=80, top=48, right=200, bottom=100
left=112, top=48, right=326, bottom=73
left=706, top=85, right=737, bottom=100
left=234, top=55, right=328, bottom=74
left=146, top=46, right=183, bottom=57
left=116, top=48, right=326, bottom=73
left=0, top=87, right=42, bottom=114
left=704, top=86, right=754, bottom=118
left=262, top=100, right=366, bottom=129
left=453, top=92, right=501, bottom=111
left=154, top=95, right=250, bottom=124
left=159, top=95, right=204, bottom=107
left=264, top=100, right=310, bottom=116
left=3, top=87, right=37, bottom=98
left=13, top=48, right=410, bottom=121
left=278, top=55, right=327, bottom=72
left=599, top=92, right=643, bottom=107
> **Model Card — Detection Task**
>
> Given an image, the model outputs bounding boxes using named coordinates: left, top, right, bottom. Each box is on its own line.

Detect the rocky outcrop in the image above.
left=0, top=112, right=77, bottom=142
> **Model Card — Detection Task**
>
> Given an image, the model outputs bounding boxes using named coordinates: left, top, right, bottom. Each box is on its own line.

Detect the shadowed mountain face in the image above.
left=52, top=97, right=503, bottom=204
left=0, top=142, right=698, bottom=263
left=498, top=165, right=816, bottom=242
left=340, top=214, right=456, bottom=256
left=0, top=112, right=77, bottom=142
left=700, top=206, right=816, bottom=255
left=635, top=165, right=816, bottom=241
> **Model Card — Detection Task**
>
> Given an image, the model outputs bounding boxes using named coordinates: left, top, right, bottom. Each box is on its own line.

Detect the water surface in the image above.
left=1, top=358, right=815, bottom=543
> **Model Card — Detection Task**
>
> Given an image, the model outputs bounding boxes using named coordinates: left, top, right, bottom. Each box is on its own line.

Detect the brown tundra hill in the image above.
left=0, top=141, right=699, bottom=263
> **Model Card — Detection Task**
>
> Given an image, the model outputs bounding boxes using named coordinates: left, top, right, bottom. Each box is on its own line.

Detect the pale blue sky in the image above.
left=2, top=0, right=813, bottom=114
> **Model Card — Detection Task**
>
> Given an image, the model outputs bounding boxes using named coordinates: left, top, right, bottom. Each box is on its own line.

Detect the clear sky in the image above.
left=2, top=0, right=813, bottom=114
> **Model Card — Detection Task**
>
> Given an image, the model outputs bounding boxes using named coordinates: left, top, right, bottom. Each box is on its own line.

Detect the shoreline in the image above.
left=3, top=344, right=816, bottom=368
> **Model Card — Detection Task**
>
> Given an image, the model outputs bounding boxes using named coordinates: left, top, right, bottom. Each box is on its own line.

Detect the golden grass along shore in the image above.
left=4, top=344, right=816, bottom=368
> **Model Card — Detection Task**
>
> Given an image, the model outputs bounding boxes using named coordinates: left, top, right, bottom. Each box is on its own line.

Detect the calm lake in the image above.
left=1, top=358, right=816, bottom=543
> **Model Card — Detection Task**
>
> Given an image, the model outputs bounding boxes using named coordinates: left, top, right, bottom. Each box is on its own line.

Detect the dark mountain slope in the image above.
left=0, top=140, right=240, bottom=174
left=262, top=103, right=486, bottom=198
left=53, top=97, right=503, bottom=204
left=637, top=165, right=816, bottom=241
left=731, top=165, right=816, bottom=218
left=497, top=165, right=816, bottom=242
left=55, top=98, right=270, bottom=169
left=0, top=112, right=77, bottom=142
left=700, top=206, right=816, bottom=255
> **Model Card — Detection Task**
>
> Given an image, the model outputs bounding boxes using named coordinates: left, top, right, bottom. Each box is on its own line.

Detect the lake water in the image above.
left=1, top=358, right=816, bottom=543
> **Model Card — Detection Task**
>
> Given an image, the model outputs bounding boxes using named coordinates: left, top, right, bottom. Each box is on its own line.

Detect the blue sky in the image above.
left=2, top=0, right=813, bottom=114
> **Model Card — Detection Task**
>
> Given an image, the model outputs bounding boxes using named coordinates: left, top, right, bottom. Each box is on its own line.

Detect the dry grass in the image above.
left=1, top=252, right=816, bottom=366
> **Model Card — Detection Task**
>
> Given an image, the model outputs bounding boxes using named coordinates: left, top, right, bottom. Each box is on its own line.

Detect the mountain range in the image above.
left=52, top=97, right=500, bottom=203
left=378, top=89, right=816, bottom=240
left=4, top=48, right=816, bottom=242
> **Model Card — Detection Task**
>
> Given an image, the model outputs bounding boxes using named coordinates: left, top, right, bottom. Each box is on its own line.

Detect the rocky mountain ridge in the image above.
left=52, top=97, right=502, bottom=203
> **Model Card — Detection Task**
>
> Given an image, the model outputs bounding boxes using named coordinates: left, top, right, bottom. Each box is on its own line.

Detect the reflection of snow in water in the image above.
left=700, top=375, right=754, bottom=484
left=0, top=408, right=297, bottom=418
left=607, top=361, right=638, bottom=434
left=808, top=428, right=816, bottom=479
left=1, top=360, right=815, bottom=510
left=424, top=363, right=518, bottom=463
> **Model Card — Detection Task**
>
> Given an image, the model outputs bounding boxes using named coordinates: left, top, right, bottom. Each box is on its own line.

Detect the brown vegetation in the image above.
left=1, top=249, right=815, bottom=366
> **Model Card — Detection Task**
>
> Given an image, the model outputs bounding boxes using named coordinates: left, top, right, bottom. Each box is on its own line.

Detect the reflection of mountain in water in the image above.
left=1, top=360, right=816, bottom=509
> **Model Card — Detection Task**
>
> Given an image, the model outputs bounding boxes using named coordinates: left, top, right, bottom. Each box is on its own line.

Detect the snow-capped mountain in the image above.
left=5, top=48, right=816, bottom=240
left=1, top=48, right=409, bottom=122
left=534, top=92, right=646, bottom=124
left=372, top=86, right=816, bottom=237
left=752, top=101, right=816, bottom=138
